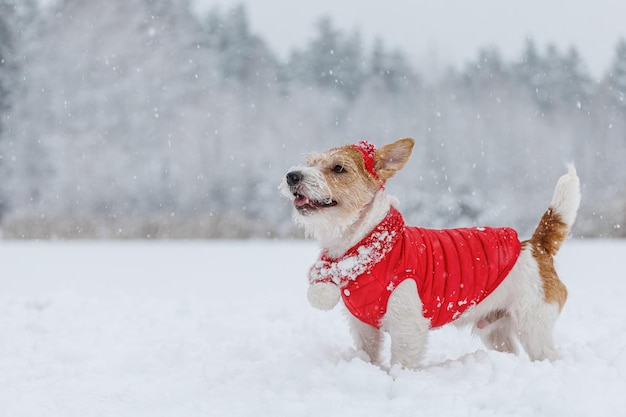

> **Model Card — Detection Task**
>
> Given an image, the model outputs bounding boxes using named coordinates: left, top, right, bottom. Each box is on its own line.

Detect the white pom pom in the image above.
left=307, top=281, right=340, bottom=311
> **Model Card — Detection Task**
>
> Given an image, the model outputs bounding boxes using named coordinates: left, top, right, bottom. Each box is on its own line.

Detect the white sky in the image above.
left=195, top=0, right=626, bottom=80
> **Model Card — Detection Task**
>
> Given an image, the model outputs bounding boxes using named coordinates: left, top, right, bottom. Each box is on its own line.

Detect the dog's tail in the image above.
left=530, top=164, right=581, bottom=256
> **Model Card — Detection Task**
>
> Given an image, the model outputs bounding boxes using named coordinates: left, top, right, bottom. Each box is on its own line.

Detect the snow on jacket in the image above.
left=308, top=206, right=521, bottom=329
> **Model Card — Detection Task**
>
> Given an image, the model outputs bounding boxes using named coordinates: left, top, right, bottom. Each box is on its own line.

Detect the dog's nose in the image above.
left=286, top=171, right=303, bottom=187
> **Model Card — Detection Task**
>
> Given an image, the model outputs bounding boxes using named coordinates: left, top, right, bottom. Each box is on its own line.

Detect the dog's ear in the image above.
left=374, top=138, right=414, bottom=180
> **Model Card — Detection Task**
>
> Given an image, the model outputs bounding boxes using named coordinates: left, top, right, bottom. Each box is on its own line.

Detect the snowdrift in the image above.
left=0, top=240, right=625, bottom=416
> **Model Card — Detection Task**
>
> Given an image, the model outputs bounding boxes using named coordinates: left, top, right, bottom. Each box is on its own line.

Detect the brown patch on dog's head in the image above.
left=303, top=145, right=382, bottom=216
left=317, top=137, right=415, bottom=215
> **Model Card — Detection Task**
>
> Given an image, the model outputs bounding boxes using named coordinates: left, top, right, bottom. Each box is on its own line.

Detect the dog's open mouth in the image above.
left=293, top=193, right=337, bottom=211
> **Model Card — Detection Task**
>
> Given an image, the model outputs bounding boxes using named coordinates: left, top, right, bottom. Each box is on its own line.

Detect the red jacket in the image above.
left=308, top=207, right=521, bottom=328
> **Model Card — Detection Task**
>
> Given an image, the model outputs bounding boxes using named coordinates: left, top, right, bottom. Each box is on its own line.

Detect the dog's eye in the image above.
left=332, top=165, right=346, bottom=173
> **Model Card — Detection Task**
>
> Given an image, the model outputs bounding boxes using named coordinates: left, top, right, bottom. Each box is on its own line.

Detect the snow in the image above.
left=308, top=228, right=396, bottom=286
left=1, top=239, right=625, bottom=416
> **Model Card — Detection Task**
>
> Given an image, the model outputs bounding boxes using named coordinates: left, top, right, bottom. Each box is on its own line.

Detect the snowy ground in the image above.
left=1, top=239, right=625, bottom=417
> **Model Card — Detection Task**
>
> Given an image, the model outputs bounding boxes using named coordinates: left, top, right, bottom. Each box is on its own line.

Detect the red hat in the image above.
left=351, top=140, right=381, bottom=184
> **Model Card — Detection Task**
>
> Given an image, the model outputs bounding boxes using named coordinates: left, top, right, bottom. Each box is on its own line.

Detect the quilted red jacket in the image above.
left=308, top=206, right=521, bottom=329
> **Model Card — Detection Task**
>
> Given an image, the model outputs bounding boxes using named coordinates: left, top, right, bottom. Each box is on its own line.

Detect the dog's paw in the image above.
left=307, top=282, right=340, bottom=310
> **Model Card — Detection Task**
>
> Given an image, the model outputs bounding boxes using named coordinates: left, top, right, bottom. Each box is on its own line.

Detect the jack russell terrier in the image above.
left=280, top=138, right=580, bottom=370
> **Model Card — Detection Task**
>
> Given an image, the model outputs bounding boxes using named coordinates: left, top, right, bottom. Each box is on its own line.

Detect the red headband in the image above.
left=351, top=140, right=381, bottom=183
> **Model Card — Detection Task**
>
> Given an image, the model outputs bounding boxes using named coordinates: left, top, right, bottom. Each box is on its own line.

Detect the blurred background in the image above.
left=0, top=0, right=624, bottom=239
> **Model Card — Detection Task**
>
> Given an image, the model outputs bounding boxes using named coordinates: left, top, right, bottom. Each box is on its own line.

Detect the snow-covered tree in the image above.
left=608, top=39, right=626, bottom=109
left=369, top=38, right=417, bottom=92
left=513, top=38, right=544, bottom=101
left=0, top=0, right=40, bottom=219
left=0, top=1, right=622, bottom=237
left=513, top=41, right=591, bottom=112
left=287, top=16, right=367, bottom=98
left=203, top=4, right=278, bottom=88
left=0, top=0, right=17, bottom=130
left=559, top=47, right=592, bottom=109
left=3, top=0, right=212, bottom=225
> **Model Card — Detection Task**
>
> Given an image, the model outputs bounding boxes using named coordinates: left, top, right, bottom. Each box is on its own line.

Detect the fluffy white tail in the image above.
left=549, top=164, right=581, bottom=229
left=531, top=165, right=581, bottom=256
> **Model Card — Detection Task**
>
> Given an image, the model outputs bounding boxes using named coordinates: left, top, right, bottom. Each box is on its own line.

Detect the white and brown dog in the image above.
left=280, top=138, right=580, bottom=370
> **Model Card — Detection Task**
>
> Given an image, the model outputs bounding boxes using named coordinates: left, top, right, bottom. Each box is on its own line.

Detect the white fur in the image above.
left=457, top=244, right=561, bottom=360
left=383, top=280, right=431, bottom=368
left=280, top=166, right=352, bottom=250
left=327, top=190, right=394, bottom=258
left=280, top=170, right=394, bottom=259
left=550, top=164, right=581, bottom=228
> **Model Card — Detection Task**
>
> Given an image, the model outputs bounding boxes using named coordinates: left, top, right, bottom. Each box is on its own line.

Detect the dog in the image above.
left=280, top=138, right=581, bottom=370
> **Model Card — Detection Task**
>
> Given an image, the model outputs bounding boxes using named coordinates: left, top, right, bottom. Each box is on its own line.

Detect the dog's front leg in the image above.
left=384, top=279, right=430, bottom=370
left=347, top=314, right=383, bottom=364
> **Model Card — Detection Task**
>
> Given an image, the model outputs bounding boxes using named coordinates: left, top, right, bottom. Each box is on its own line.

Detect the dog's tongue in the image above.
left=294, top=195, right=310, bottom=207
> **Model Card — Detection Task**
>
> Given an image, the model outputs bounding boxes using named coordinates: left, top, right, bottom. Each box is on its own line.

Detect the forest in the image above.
left=0, top=0, right=625, bottom=239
